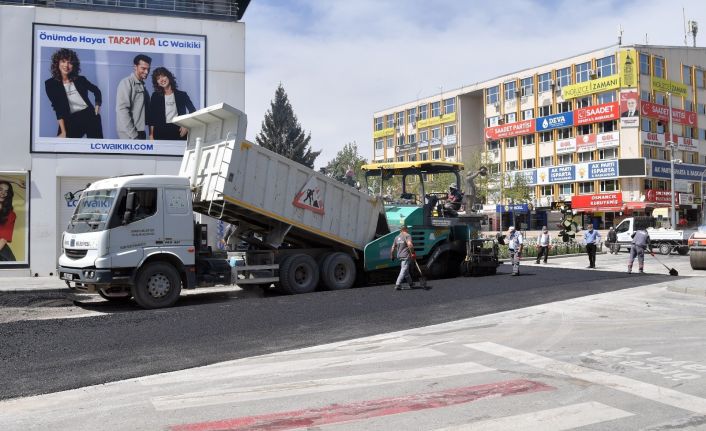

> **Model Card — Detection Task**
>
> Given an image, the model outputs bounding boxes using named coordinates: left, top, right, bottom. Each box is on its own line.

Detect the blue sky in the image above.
left=244, top=0, right=706, bottom=167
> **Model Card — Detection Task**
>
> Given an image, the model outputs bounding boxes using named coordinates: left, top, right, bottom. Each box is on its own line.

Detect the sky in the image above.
left=243, top=0, right=706, bottom=168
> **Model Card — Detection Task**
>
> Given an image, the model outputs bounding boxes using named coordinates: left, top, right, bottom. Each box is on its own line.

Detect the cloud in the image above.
left=244, top=0, right=705, bottom=167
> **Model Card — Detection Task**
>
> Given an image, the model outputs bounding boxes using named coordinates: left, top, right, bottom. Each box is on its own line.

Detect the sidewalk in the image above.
left=0, top=276, right=69, bottom=293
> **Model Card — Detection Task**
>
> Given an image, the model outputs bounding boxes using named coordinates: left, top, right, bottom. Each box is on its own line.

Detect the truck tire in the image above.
left=659, top=243, right=671, bottom=255
left=691, top=249, right=706, bottom=270
left=132, top=262, right=182, bottom=309
left=279, top=254, right=319, bottom=294
left=320, top=252, right=356, bottom=290
left=678, top=246, right=689, bottom=256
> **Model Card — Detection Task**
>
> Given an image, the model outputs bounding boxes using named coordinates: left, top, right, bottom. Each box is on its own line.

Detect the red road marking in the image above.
left=170, top=379, right=553, bottom=431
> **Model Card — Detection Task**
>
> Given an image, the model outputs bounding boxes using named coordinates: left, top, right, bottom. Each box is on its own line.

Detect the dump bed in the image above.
left=174, top=103, right=387, bottom=251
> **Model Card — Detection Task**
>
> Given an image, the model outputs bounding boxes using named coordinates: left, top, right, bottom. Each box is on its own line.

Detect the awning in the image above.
left=572, top=205, right=624, bottom=212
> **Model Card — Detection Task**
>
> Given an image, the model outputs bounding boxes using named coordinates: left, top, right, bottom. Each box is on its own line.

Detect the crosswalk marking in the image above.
left=467, top=342, right=706, bottom=414
left=432, top=401, right=633, bottom=431
left=142, top=348, right=446, bottom=386
left=152, top=361, right=493, bottom=411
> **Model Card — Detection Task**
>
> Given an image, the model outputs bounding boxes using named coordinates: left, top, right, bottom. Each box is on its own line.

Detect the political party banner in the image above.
left=640, top=100, right=697, bottom=126
left=535, top=112, right=573, bottom=132
left=619, top=89, right=639, bottom=128
left=651, top=76, right=689, bottom=98
left=561, top=75, right=620, bottom=99
left=0, top=172, right=29, bottom=266
left=32, top=24, right=206, bottom=156
left=574, top=101, right=619, bottom=126
left=618, top=48, right=638, bottom=88
left=596, top=131, right=619, bottom=149
left=555, top=138, right=576, bottom=154
left=650, top=160, right=706, bottom=181
left=484, top=119, right=535, bottom=140
left=575, top=134, right=597, bottom=152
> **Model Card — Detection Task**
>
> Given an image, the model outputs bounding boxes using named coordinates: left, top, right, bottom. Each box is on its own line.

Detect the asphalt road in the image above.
left=0, top=262, right=677, bottom=401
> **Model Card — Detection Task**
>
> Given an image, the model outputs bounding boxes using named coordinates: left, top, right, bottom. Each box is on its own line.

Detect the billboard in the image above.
left=641, top=100, right=697, bottom=126
left=0, top=173, right=29, bottom=266
left=574, top=101, right=619, bottom=126
left=484, top=119, right=535, bottom=140
left=619, top=89, right=639, bottom=128
left=535, top=112, right=573, bottom=132
left=32, top=24, right=206, bottom=156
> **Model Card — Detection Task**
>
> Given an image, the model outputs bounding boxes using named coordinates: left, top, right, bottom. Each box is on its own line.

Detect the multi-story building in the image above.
left=373, top=44, right=706, bottom=231
left=0, top=1, right=248, bottom=276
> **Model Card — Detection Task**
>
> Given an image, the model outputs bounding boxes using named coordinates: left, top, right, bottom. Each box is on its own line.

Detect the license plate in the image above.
left=61, top=273, right=75, bottom=281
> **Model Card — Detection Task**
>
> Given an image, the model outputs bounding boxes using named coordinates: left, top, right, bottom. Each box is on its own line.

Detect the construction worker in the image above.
left=628, top=227, right=651, bottom=274
left=536, top=226, right=550, bottom=264
left=508, top=226, right=523, bottom=276
left=390, top=225, right=415, bottom=290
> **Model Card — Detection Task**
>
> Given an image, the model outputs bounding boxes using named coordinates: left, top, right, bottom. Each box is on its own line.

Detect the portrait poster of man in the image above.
left=32, top=24, right=206, bottom=156
left=0, top=172, right=29, bottom=266
left=619, top=89, right=639, bottom=128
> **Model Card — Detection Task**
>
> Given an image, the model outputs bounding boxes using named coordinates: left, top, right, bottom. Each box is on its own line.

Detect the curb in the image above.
left=667, top=285, right=706, bottom=297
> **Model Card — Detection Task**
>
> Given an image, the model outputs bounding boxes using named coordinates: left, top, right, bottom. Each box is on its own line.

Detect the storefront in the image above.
left=570, top=192, right=623, bottom=229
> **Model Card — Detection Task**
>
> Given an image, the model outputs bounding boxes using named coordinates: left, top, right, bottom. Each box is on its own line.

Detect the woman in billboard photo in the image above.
left=148, top=67, right=196, bottom=140
left=0, top=180, right=16, bottom=262
left=44, top=48, right=104, bottom=139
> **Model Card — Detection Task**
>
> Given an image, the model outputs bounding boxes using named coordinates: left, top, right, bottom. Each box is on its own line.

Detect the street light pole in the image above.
left=667, top=92, right=677, bottom=229
left=701, top=167, right=706, bottom=226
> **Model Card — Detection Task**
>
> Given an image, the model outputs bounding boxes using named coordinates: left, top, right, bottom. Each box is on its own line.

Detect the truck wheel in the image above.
left=659, top=243, right=672, bottom=255
left=279, top=254, right=319, bottom=294
left=132, top=262, right=182, bottom=309
left=691, top=249, right=706, bottom=270
left=321, top=252, right=356, bottom=290
left=678, top=246, right=689, bottom=256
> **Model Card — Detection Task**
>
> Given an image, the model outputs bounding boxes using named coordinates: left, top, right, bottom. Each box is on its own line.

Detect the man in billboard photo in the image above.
left=621, top=97, right=639, bottom=117
left=116, top=54, right=152, bottom=139
left=44, top=48, right=103, bottom=139
left=0, top=180, right=17, bottom=261
left=148, top=67, right=196, bottom=140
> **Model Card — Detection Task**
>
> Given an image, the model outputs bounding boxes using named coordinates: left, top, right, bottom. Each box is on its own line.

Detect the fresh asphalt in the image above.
left=0, top=260, right=678, bottom=401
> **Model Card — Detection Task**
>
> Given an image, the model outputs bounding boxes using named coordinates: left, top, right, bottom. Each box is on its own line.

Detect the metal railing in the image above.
left=0, top=0, right=247, bottom=21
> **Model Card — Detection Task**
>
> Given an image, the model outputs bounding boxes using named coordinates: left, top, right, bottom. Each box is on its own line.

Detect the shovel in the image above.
left=410, top=252, right=428, bottom=289
left=650, top=251, right=679, bottom=276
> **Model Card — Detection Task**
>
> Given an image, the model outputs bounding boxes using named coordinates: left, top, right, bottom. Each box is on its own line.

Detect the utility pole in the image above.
left=667, top=92, right=677, bottom=229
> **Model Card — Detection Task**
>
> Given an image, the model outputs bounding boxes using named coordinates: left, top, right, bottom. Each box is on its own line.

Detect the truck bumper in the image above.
left=58, top=266, right=116, bottom=290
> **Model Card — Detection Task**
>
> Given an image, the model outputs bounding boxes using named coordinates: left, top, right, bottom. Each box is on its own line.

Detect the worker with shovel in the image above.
left=628, top=227, right=651, bottom=274
left=391, top=225, right=416, bottom=290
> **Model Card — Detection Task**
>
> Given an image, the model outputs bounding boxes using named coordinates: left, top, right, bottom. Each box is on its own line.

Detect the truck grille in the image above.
left=65, top=249, right=88, bottom=259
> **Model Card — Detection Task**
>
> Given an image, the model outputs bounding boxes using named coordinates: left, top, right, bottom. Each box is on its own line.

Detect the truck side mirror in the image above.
left=123, top=192, right=136, bottom=225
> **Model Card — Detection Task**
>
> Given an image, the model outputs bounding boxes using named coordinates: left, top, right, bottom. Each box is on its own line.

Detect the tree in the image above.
left=321, top=141, right=367, bottom=187
left=503, top=171, right=532, bottom=204
left=256, top=84, right=320, bottom=168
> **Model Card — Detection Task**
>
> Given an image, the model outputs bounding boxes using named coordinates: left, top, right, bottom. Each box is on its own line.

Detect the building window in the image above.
left=558, top=153, right=573, bottom=165
left=489, top=163, right=500, bottom=174
left=654, top=92, right=665, bottom=105
left=375, top=117, right=383, bottom=131
left=408, top=134, right=416, bottom=144
left=522, top=135, right=535, bottom=146
left=538, top=105, right=551, bottom=117
left=698, top=103, right=706, bottom=115
left=522, top=108, right=534, bottom=120
left=557, top=101, right=572, bottom=113
left=600, top=180, right=618, bottom=192
left=540, top=156, right=553, bottom=167
left=576, top=61, right=591, bottom=83
left=556, top=67, right=571, bottom=87
left=539, top=131, right=553, bottom=142
left=445, top=147, right=456, bottom=158
left=657, top=180, right=668, bottom=190
left=505, top=137, right=517, bottom=148
left=640, top=53, right=650, bottom=75
left=557, top=127, right=572, bottom=139
left=444, top=124, right=456, bottom=136
left=578, top=181, right=595, bottom=194
left=683, top=65, right=692, bottom=85
left=397, top=135, right=405, bottom=146
left=538, top=72, right=552, bottom=93
left=505, top=113, right=517, bottom=123
left=540, top=185, right=553, bottom=196
left=506, top=160, right=519, bottom=171
left=375, top=139, right=383, bottom=150
left=418, top=104, right=428, bottom=120
left=487, top=140, right=500, bottom=151
left=685, top=100, right=694, bottom=112
left=386, top=114, right=394, bottom=129
left=559, top=183, right=573, bottom=196
left=641, top=118, right=652, bottom=132
left=654, top=57, right=665, bottom=78
left=575, top=97, right=592, bottom=108
left=521, top=77, right=534, bottom=97
left=598, top=120, right=616, bottom=133
left=642, top=147, right=652, bottom=159
left=408, top=154, right=417, bottom=162
left=444, top=97, right=455, bottom=114
left=407, top=107, right=417, bottom=125
left=420, top=151, right=429, bottom=161
left=386, top=137, right=394, bottom=148
left=432, top=150, right=441, bottom=160
left=419, top=130, right=428, bottom=143
left=396, top=112, right=404, bottom=127
left=431, top=101, right=441, bottom=117
left=596, top=91, right=615, bottom=104
left=431, top=127, right=441, bottom=141
left=487, top=116, right=500, bottom=127
left=685, top=127, right=695, bottom=138
left=644, top=179, right=653, bottom=190
left=487, top=86, right=499, bottom=105
left=656, top=149, right=668, bottom=160
left=596, top=55, right=616, bottom=77
left=697, top=69, right=705, bottom=89
left=656, top=120, right=665, bottom=134
left=641, top=90, right=651, bottom=101
left=576, top=124, right=592, bottom=135
left=522, top=159, right=535, bottom=169
left=700, top=128, right=706, bottom=140
left=504, top=81, right=517, bottom=100
left=599, top=148, right=618, bottom=159
left=397, top=156, right=405, bottom=162
left=578, top=151, right=594, bottom=162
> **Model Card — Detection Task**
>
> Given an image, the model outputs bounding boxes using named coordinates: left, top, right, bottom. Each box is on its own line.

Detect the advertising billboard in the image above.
left=32, top=24, right=206, bottom=156
left=0, top=172, right=29, bottom=266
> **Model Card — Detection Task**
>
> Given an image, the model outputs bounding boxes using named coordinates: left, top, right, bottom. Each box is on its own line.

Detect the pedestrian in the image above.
left=607, top=226, right=618, bottom=254
left=628, top=227, right=651, bottom=274
left=390, top=225, right=415, bottom=290
left=536, top=225, right=550, bottom=264
left=583, top=224, right=601, bottom=268
left=507, top=226, right=523, bottom=276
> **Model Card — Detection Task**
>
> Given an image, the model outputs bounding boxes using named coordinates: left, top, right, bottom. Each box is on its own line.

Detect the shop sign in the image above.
left=651, top=76, right=689, bottom=98
left=651, top=160, right=706, bottom=181
left=496, top=204, right=530, bottom=213
left=484, top=119, right=535, bottom=140
left=645, top=189, right=672, bottom=203
left=596, top=131, right=619, bottom=149
left=576, top=134, right=597, bottom=152
left=679, top=193, right=694, bottom=205
left=575, top=101, right=620, bottom=125
left=536, top=112, right=574, bottom=131
left=571, top=192, right=623, bottom=209
left=641, top=100, right=697, bottom=126
left=556, top=138, right=576, bottom=154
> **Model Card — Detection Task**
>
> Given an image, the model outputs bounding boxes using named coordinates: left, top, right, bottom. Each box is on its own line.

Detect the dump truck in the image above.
left=58, top=103, right=497, bottom=308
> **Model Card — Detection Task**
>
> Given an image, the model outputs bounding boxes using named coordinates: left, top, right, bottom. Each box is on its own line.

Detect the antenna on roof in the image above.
left=645, top=33, right=649, bottom=45
left=617, top=24, right=623, bottom=45
left=689, top=20, right=698, bottom=47
left=683, top=8, right=688, bottom=46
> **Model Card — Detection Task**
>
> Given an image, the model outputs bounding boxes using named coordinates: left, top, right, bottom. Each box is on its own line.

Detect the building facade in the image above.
left=0, top=1, right=248, bottom=275
left=373, top=45, right=706, bottom=231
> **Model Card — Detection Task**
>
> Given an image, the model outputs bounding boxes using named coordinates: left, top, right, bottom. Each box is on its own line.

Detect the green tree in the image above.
left=256, top=84, right=320, bottom=168
left=503, top=171, right=532, bottom=204
left=321, top=141, right=367, bottom=187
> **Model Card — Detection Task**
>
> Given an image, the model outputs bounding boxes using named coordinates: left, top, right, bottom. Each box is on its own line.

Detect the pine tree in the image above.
left=256, top=84, right=320, bottom=168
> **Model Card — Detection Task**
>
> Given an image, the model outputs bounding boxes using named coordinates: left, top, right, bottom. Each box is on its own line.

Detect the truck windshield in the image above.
left=66, top=189, right=118, bottom=233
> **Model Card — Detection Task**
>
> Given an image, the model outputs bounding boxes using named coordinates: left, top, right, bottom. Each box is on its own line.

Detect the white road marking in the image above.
left=141, top=348, right=446, bottom=385
left=434, top=401, right=633, bottom=431
left=467, top=342, right=706, bottom=414
left=151, top=361, right=493, bottom=411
